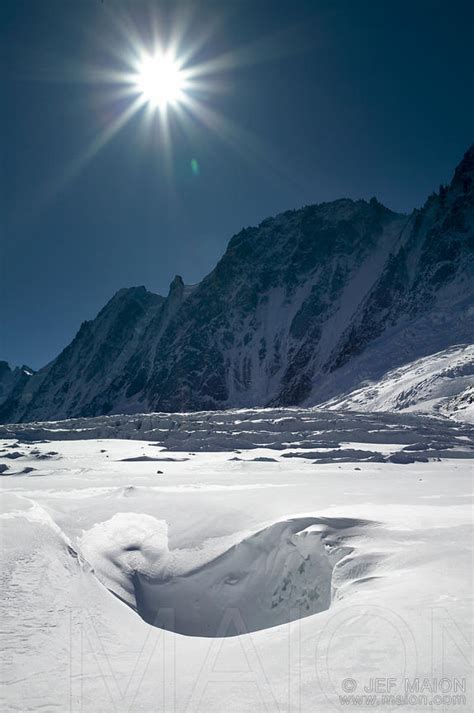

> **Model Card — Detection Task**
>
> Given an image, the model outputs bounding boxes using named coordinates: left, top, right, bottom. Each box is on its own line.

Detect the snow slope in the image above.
left=320, top=344, right=474, bottom=421
left=1, top=409, right=473, bottom=712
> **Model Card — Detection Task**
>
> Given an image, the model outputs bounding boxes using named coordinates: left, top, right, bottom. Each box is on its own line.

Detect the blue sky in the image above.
left=2, top=0, right=473, bottom=369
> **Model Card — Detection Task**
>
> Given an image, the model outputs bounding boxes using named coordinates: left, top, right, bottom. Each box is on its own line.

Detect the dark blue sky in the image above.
left=2, top=0, right=473, bottom=369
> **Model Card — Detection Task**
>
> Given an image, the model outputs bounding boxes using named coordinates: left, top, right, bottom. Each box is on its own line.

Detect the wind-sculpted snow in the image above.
left=79, top=514, right=373, bottom=636
left=1, top=417, right=473, bottom=711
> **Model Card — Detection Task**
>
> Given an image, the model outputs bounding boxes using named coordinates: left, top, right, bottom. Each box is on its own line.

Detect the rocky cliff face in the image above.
left=2, top=146, right=473, bottom=423
left=315, top=145, right=474, bottom=399
left=0, top=362, right=35, bottom=411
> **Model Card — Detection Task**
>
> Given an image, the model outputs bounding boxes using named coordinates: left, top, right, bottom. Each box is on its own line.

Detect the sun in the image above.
left=51, top=16, right=286, bottom=195
left=135, top=54, right=185, bottom=109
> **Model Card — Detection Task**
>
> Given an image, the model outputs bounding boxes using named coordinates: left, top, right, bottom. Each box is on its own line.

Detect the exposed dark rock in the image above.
left=1, top=147, right=472, bottom=423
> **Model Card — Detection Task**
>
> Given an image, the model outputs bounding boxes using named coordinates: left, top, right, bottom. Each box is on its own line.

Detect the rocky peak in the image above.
left=168, top=275, right=185, bottom=301
left=1, top=146, right=472, bottom=422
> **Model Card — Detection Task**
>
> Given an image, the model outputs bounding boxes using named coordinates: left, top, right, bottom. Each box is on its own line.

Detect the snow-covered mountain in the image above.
left=2, top=146, right=473, bottom=423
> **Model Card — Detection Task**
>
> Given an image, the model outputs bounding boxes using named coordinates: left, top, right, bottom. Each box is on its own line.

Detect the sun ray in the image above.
left=179, top=94, right=305, bottom=192
left=11, top=8, right=312, bottom=237
left=30, top=94, right=146, bottom=218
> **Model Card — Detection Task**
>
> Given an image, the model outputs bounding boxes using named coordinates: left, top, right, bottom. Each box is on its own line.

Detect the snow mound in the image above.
left=79, top=514, right=372, bottom=637
left=320, top=344, right=474, bottom=420
left=79, top=513, right=171, bottom=605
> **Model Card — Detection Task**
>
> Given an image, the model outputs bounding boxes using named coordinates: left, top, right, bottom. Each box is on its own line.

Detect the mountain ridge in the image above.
left=2, top=146, right=473, bottom=423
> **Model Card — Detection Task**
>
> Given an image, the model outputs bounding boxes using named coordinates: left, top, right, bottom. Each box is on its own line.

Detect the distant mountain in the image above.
left=2, top=146, right=473, bottom=423
left=0, top=362, right=35, bottom=414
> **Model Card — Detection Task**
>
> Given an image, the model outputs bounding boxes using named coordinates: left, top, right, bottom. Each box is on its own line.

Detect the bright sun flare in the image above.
left=135, top=55, right=185, bottom=109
